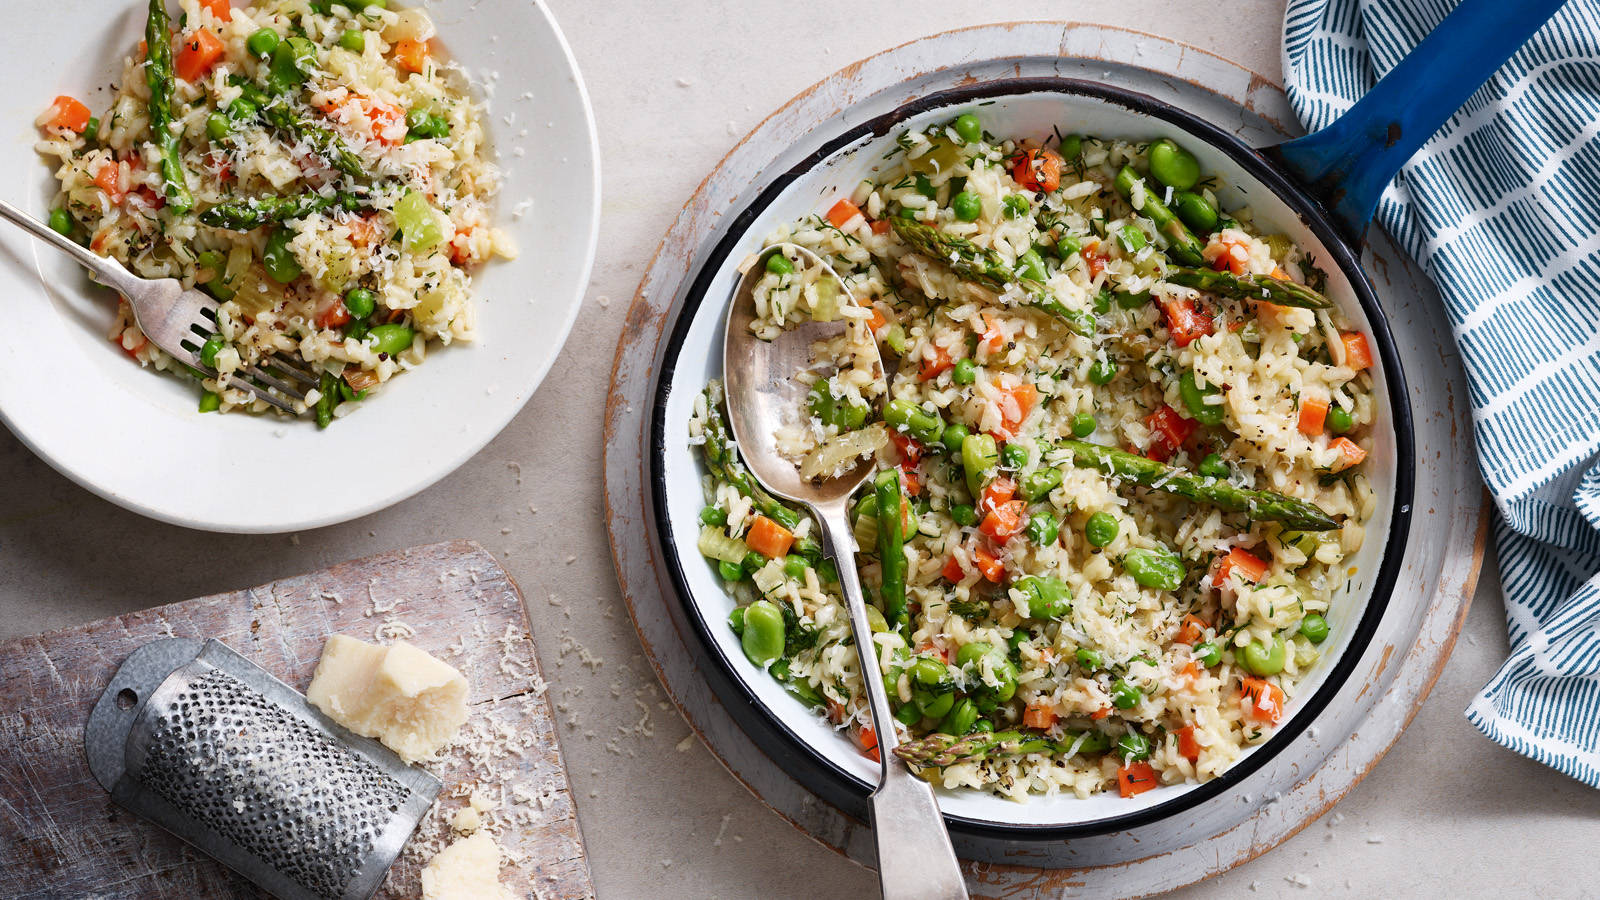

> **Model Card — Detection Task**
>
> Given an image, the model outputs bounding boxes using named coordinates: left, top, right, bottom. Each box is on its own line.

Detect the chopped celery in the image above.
left=394, top=189, right=443, bottom=252
left=697, top=526, right=749, bottom=565
left=811, top=276, right=839, bottom=322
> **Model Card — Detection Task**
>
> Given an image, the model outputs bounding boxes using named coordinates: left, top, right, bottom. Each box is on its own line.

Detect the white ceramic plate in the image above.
left=651, top=83, right=1412, bottom=832
left=0, top=0, right=598, bottom=533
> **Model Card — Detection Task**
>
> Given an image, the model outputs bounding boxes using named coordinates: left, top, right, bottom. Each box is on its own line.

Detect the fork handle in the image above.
left=0, top=199, right=144, bottom=296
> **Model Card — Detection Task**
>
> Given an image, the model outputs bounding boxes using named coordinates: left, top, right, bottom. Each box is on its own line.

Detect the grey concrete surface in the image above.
left=3, top=1, right=1597, bottom=897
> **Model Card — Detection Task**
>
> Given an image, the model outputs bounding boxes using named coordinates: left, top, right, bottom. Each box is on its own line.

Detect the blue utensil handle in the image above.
left=1266, top=0, right=1569, bottom=245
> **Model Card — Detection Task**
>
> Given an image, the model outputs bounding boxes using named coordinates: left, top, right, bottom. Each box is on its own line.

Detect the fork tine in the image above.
left=225, top=376, right=300, bottom=414
left=264, top=354, right=321, bottom=387
left=237, top=364, right=307, bottom=400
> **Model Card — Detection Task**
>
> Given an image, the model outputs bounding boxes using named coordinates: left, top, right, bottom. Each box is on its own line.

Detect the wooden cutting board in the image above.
left=0, top=540, right=594, bottom=900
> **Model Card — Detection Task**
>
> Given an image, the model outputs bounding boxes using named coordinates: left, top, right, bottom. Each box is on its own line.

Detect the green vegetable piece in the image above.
left=718, top=560, right=743, bottom=582
left=728, top=606, right=746, bottom=634
left=1110, top=679, right=1142, bottom=709
left=1058, top=133, right=1083, bottom=159
left=1300, top=613, right=1330, bottom=644
left=740, top=600, right=786, bottom=667
left=1014, top=575, right=1070, bottom=619
left=876, top=470, right=908, bottom=626
left=1240, top=636, right=1287, bottom=675
left=1327, top=405, right=1354, bottom=434
left=915, top=688, right=955, bottom=720
left=339, top=29, right=366, bottom=53
left=1000, top=442, right=1028, bottom=470
left=143, top=0, right=193, bottom=213
left=961, top=432, right=999, bottom=498
left=952, top=357, right=977, bottom=385
left=231, top=81, right=365, bottom=178
left=1194, top=641, right=1222, bottom=667
left=952, top=113, right=983, bottom=144
left=198, top=390, right=221, bottom=413
left=1180, top=371, right=1225, bottom=426
left=1055, top=234, right=1081, bottom=260
left=200, top=191, right=365, bottom=231
left=894, top=701, right=923, bottom=726
left=940, top=698, right=979, bottom=735
left=1088, top=356, right=1119, bottom=385
left=48, top=208, right=73, bottom=236
left=1171, top=190, right=1219, bottom=233
left=865, top=605, right=889, bottom=634
left=741, top=550, right=766, bottom=574
left=246, top=27, right=280, bottom=57
left=1123, top=547, right=1186, bottom=591
left=1018, top=467, right=1062, bottom=502
left=1117, top=730, right=1152, bottom=761
left=1198, top=453, right=1230, bottom=480
left=911, top=656, right=952, bottom=689
left=262, top=227, right=301, bottom=283
left=941, top=423, right=970, bottom=455
left=314, top=370, right=337, bottom=429
left=1071, top=412, right=1096, bottom=437
left=1075, top=647, right=1102, bottom=670
left=951, top=504, right=978, bottom=527
left=84, top=117, right=99, bottom=141
left=1117, top=224, right=1147, bottom=253
left=1164, top=267, right=1335, bottom=310
left=1016, top=248, right=1047, bottom=282
left=199, top=335, right=225, bottom=368
left=1085, top=510, right=1119, bottom=548
left=952, top=191, right=982, bottom=222
left=343, top=287, right=376, bottom=320
left=957, top=642, right=1018, bottom=708
left=395, top=189, right=444, bottom=251
left=1025, top=510, right=1059, bottom=546
left=206, top=112, right=232, bottom=141
left=699, top=506, right=727, bottom=527
left=884, top=398, right=945, bottom=445
left=782, top=555, right=808, bottom=579
left=808, top=380, right=867, bottom=431
left=367, top=323, right=414, bottom=356
left=764, top=252, right=794, bottom=275
left=1147, top=138, right=1201, bottom=190
left=1111, top=166, right=1205, bottom=266
left=1002, top=194, right=1030, bottom=220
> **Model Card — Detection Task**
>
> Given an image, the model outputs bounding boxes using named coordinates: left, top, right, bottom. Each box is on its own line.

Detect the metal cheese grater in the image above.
left=85, top=638, right=442, bottom=900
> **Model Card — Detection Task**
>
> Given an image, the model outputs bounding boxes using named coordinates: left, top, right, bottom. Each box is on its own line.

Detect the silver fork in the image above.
left=0, top=199, right=317, bottom=414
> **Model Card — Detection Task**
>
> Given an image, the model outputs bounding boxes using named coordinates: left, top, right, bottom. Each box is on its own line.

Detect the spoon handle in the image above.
left=814, top=503, right=968, bottom=900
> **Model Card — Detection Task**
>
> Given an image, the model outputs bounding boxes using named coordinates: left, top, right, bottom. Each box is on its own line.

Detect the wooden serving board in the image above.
left=0, top=540, right=594, bottom=900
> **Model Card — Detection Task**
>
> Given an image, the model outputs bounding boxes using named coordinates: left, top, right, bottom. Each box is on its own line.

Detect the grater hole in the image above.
left=116, top=688, right=138, bottom=709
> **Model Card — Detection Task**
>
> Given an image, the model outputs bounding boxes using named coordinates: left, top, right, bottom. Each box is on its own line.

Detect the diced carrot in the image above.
left=1176, top=724, right=1201, bottom=762
left=979, top=476, right=1016, bottom=514
left=972, top=546, right=1004, bottom=582
left=901, top=471, right=922, bottom=498
left=1146, top=405, right=1197, bottom=459
left=1341, top=332, right=1373, bottom=370
left=1204, top=239, right=1250, bottom=275
left=866, top=307, right=888, bottom=334
left=826, top=198, right=862, bottom=228
left=1082, top=242, right=1106, bottom=278
left=201, top=0, right=232, bottom=21
left=1175, top=614, right=1208, bottom=645
left=1161, top=298, right=1214, bottom=348
left=745, top=514, right=795, bottom=559
left=1329, top=437, right=1368, bottom=472
left=979, top=311, right=1006, bottom=356
left=315, top=297, right=351, bottom=330
left=1118, top=761, right=1159, bottom=798
left=93, top=161, right=124, bottom=202
left=175, top=28, right=226, bottom=82
left=870, top=219, right=891, bottom=235
left=855, top=723, right=880, bottom=762
left=1298, top=395, right=1329, bottom=436
left=826, top=698, right=847, bottom=724
left=1241, top=677, right=1285, bottom=724
left=917, top=641, right=950, bottom=664
left=979, top=500, right=1027, bottom=543
left=39, top=96, right=91, bottom=134
left=362, top=98, right=407, bottom=146
left=1090, top=705, right=1112, bottom=720
left=919, top=343, right=953, bottom=381
left=393, top=37, right=430, bottom=74
left=942, top=554, right=966, bottom=583
left=888, top=430, right=924, bottom=466
left=347, top=214, right=383, bottom=248
left=1010, top=147, right=1063, bottom=193
left=1178, top=661, right=1203, bottom=685
left=112, top=329, right=148, bottom=359
left=993, top=381, right=1038, bottom=440
left=1022, top=700, right=1056, bottom=730
left=1214, top=547, right=1269, bottom=585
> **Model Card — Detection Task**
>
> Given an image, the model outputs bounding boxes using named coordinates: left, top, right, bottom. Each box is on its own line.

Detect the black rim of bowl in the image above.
left=647, top=77, right=1416, bottom=840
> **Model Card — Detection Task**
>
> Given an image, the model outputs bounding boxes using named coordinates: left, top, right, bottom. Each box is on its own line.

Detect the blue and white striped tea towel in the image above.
left=1283, top=0, right=1600, bottom=786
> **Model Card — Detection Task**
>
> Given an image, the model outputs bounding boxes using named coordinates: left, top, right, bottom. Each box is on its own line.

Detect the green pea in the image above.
left=911, top=656, right=951, bottom=689
left=699, top=506, right=727, bottom=527
left=1300, top=613, right=1330, bottom=644
left=1117, top=730, right=1152, bottom=761
left=199, top=335, right=225, bottom=368
left=883, top=398, right=945, bottom=445
left=961, top=432, right=999, bottom=498
left=425, top=114, right=450, bottom=137
left=1002, top=194, right=1030, bottom=220
left=1148, top=138, right=1201, bottom=190
left=1110, top=679, right=1142, bottom=709
left=1240, top=636, right=1287, bottom=676
left=48, top=208, right=73, bottom=236
left=1000, top=442, right=1028, bottom=470
left=951, top=504, right=978, bottom=527
left=740, top=600, right=786, bottom=667
left=728, top=606, right=746, bottom=634
left=1172, top=190, right=1219, bottom=233
left=1014, top=575, right=1070, bottom=618
left=915, top=688, right=955, bottom=720
left=1055, top=234, right=1081, bottom=260
left=262, top=227, right=301, bottom=283
left=1075, top=647, right=1102, bottom=670
left=941, top=422, right=970, bottom=455
left=339, top=29, right=366, bottom=53
left=206, top=112, right=232, bottom=142
left=718, top=560, right=743, bottom=582
left=973, top=718, right=995, bottom=733
left=952, top=191, right=982, bottom=222
left=1018, top=468, right=1062, bottom=502
left=1078, top=513, right=1119, bottom=551
left=1088, top=356, right=1119, bottom=385
left=1026, top=511, right=1060, bottom=546
left=198, top=390, right=221, bottom=413
left=1058, top=133, right=1083, bottom=159
left=952, top=357, right=977, bottom=385
left=1117, top=224, right=1147, bottom=253
left=782, top=555, right=808, bottom=578
left=758, top=252, right=795, bottom=279
left=1123, top=547, right=1186, bottom=590
left=343, top=287, right=377, bottom=320
left=1198, top=453, right=1230, bottom=480
left=1194, top=641, right=1222, bottom=667
left=741, top=551, right=766, bottom=574
left=246, top=27, right=280, bottom=57
left=1327, top=405, right=1354, bottom=434
left=1016, top=249, right=1047, bottom=283
left=940, top=697, right=979, bottom=735
left=894, top=701, right=922, bottom=726
left=367, top=323, right=415, bottom=357
left=1179, top=371, right=1225, bottom=425
left=952, top=113, right=983, bottom=144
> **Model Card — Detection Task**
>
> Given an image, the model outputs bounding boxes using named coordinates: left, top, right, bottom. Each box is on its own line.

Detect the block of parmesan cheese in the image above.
left=421, top=832, right=514, bottom=900
left=306, top=635, right=468, bottom=764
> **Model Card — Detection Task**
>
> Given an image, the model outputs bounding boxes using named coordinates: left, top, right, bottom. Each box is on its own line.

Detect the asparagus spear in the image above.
left=1164, top=267, right=1334, bottom=310
left=875, top=470, right=907, bottom=626
left=199, top=191, right=366, bottom=230
left=891, top=219, right=1096, bottom=335
left=894, top=729, right=1111, bottom=767
left=1054, top=440, right=1340, bottom=531
left=234, top=80, right=366, bottom=180
left=699, top=382, right=805, bottom=534
left=1112, top=166, right=1205, bottom=266
left=144, top=0, right=193, bottom=213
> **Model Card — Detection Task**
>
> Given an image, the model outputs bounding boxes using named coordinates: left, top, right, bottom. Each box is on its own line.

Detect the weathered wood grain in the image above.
left=0, top=540, right=593, bottom=900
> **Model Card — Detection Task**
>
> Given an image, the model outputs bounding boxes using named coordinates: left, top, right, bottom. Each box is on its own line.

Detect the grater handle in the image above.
left=84, top=638, right=204, bottom=793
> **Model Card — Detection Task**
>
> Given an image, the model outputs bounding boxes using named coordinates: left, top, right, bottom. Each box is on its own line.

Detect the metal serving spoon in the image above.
left=723, top=243, right=968, bottom=900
